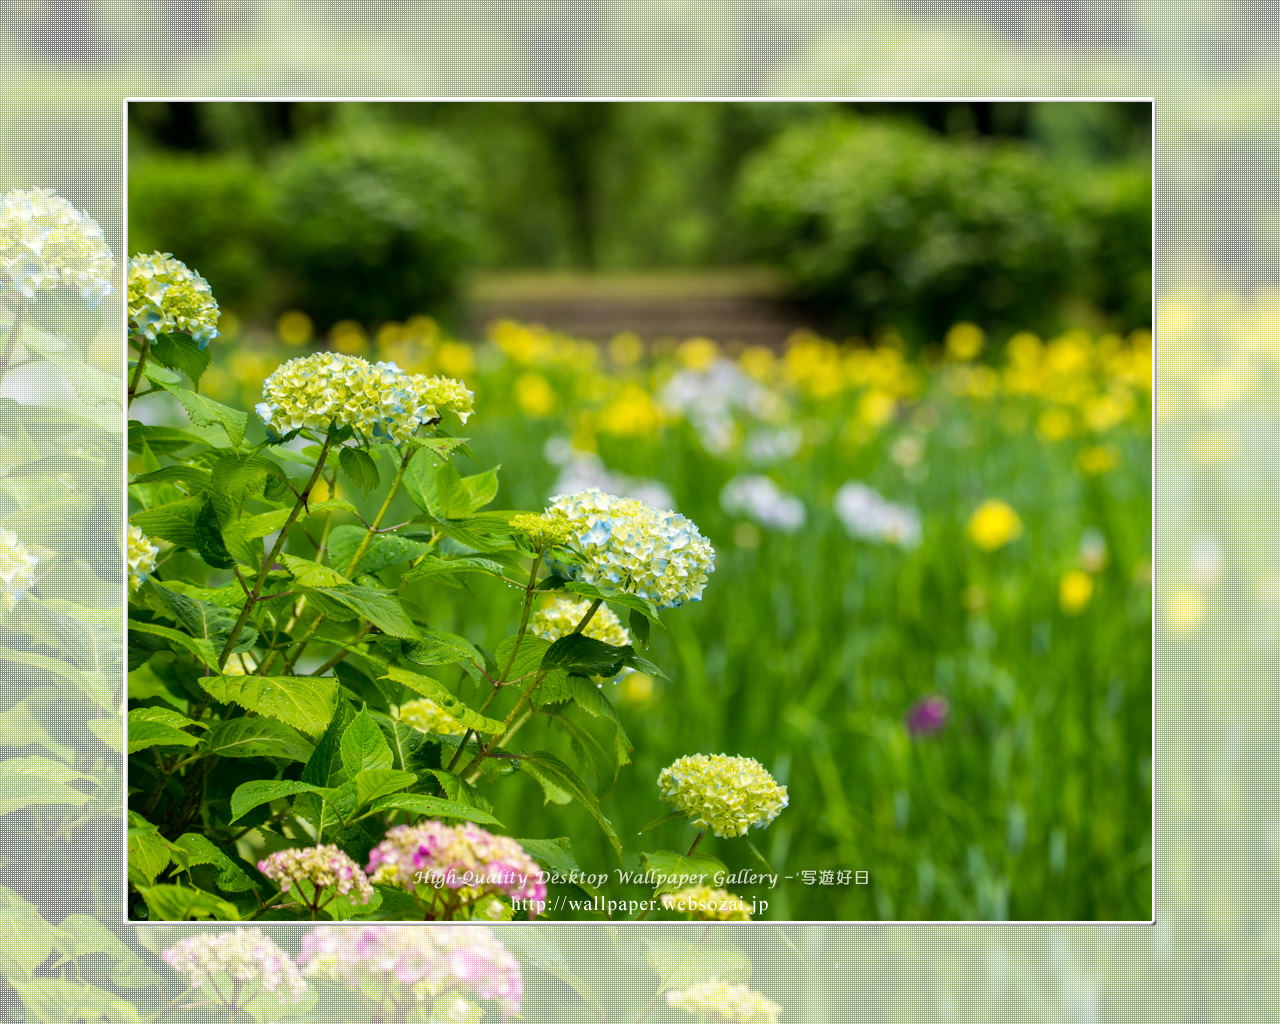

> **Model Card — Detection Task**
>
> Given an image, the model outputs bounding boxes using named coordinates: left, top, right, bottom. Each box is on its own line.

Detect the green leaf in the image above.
left=408, top=512, right=517, bottom=552
left=229, top=779, right=332, bottom=822
left=328, top=525, right=434, bottom=576
left=126, top=714, right=202, bottom=754
left=341, top=708, right=394, bottom=776
left=433, top=461, right=471, bottom=518
left=199, top=675, right=339, bottom=738
left=565, top=580, right=663, bottom=627
left=638, top=850, right=732, bottom=897
left=128, top=422, right=206, bottom=456
left=495, top=633, right=551, bottom=681
left=303, top=700, right=355, bottom=787
left=129, top=495, right=204, bottom=548
left=126, top=815, right=171, bottom=885
left=135, top=884, right=240, bottom=922
left=55, top=915, right=164, bottom=988
left=425, top=769, right=496, bottom=814
left=548, top=713, right=614, bottom=791
left=401, top=554, right=506, bottom=585
left=629, top=607, right=651, bottom=649
left=636, top=811, right=689, bottom=835
left=0, top=776, right=93, bottom=815
left=542, top=633, right=634, bottom=678
left=741, top=835, right=774, bottom=873
left=382, top=666, right=506, bottom=733
left=8, top=978, right=142, bottom=1023
left=567, top=675, right=634, bottom=773
left=224, top=498, right=358, bottom=545
left=518, top=750, right=622, bottom=859
left=127, top=619, right=219, bottom=669
left=157, top=381, right=249, bottom=447
left=367, top=793, right=503, bottom=826
left=138, top=579, right=253, bottom=650
left=385, top=629, right=480, bottom=668
left=339, top=445, right=381, bottom=494
left=299, top=585, right=420, bottom=639
left=532, top=668, right=573, bottom=707
left=202, top=718, right=316, bottom=763
left=643, top=937, right=752, bottom=989
left=171, top=834, right=258, bottom=893
left=462, top=465, right=500, bottom=511
left=281, top=554, right=351, bottom=588
left=350, top=768, right=417, bottom=806
left=512, top=836, right=602, bottom=895
left=150, top=330, right=212, bottom=389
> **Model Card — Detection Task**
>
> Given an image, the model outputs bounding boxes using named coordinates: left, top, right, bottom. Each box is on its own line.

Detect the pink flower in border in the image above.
left=906, top=695, right=950, bottom=737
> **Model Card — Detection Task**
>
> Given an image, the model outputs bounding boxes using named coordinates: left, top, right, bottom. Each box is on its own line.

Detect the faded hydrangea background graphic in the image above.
left=0, top=3, right=1275, bottom=1021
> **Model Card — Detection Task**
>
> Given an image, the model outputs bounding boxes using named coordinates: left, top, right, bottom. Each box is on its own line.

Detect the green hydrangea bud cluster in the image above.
left=256, top=351, right=473, bottom=446
left=161, top=929, right=306, bottom=1005
left=257, top=844, right=373, bottom=905
left=528, top=594, right=630, bottom=650
left=661, top=885, right=753, bottom=922
left=545, top=488, right=715, bottom=610
left=1, top=187, right=115, bottom=307
left=127, top=252, right=221, bottom=349
left=0, top=528, right=38, bottom=614
left=509, top=509, right=573, bottom=548
left=657, top=753, right=789, bottom=838
left=396, top=697, right=469, bottom=736
left=666, top=979, right=782, bottom=1024
left=127, top=524, right=159, bottom=592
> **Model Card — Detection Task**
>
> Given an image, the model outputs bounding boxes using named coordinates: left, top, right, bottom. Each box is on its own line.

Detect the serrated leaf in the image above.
left=203, top=718, right=315, bottom=763
left=567, top=675, right=634, bottom=773
left=350, top=768, right=417, bottom=805
left=382, top=666, right=505, bottom=733
left=126, top=717, right=201, bottom=754
left=542, top=633, right=634, bottom=678
left=401, top=554, right=506, bottom=584
left=128, top=619, right=219, bottom=668
left=639, top=850, right=732, bottom=897
left=128, top=496, right=204, bottom=548
left=138, top=579, right=253, bottom=650
left=495, top=633, right=551, bottom=681
left=519, top=750, right=622, bottom=859
left=156, top=382, right=249, bottom=447
left=229, top=779, right=332, bottom=822
left=366, top=791, right=506, bottom=825
left=8, top=978, right=142, bottom=1023
left=282, top=554, right=350, bottom=588
left=171, top=834, right=258, bottom=893
left=224, top=499, right=358, bottom=545
left=532, top=667, right=573, bottom=706
left=199, top=675, right=339, bottom=737
left=548, top=713, right=614, bottom=791
left=135, top=884, right=240, bottom=922
left=564, top=580, right=663, bottom=626
left=328, top=525, right=434, bottom=576
left=629, top=607, right=651, bottom=649
left=302, top=700, right=355, bottom=787
left=299, top=585, right=420, bottom=639
left=643, top=936, right=752, bottom=989
left=341, top=708, right=394, bottom=776
left=339, top=445, right=380, bottom=494
left=149, top=330, right=211, bottom=389
left=433, top=460, right=472, bottom=518
left=126, top=815, right=171, bottom=885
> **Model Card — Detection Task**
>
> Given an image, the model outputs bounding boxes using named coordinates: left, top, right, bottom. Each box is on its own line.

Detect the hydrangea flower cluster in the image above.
left=127, top=524, right=159, bottom=592
left=545, top=488, right=715, bottom=609
left=658, top=753, right=789, bottom=839
left=161, top=929, right=306, bottom=1004
left=127, top=252, right=220, bottom=349
left=661, top=885, right=753, bottom=922
left=0, top=529, right=39, bottom=613
left=720, top=475, right=806, bottom=532
left=666, top=979, right=782, bottom=1024
left=833, top=481, right=922, bottom=548
left=509, top=509, right=573, bottom=548
left=0, top=187, right=115, bottom=307
left=366, top=822, right=547, bottom=913
left=396, top=697, right=469, bottom=736
left=298, top=925, right=523, bottom=1021
left=255, top=351, right=473, bottom=446
left=257, top=844, right=374, bottom=905
left=529, top=594, right=630, bottom=649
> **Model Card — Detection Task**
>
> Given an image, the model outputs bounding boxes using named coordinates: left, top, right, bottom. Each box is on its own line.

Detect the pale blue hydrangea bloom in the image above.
left=127, top=252, right=220, bottom=348
left=545, top=488, right=715, bottom=610
left=0, top=188, right=115, bottom=308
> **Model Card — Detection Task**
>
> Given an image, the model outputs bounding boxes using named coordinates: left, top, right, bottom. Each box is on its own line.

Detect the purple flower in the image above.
left=906, top=696, right=950, bottom=737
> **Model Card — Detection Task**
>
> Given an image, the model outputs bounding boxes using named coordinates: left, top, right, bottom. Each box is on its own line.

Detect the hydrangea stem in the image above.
left=127, top=330, right=149, bottom=404
left=459, top=596, right=604, bottom=782
left=218, top=434, right=335, bottom=669
left=277, top=446, right=416, bottom=676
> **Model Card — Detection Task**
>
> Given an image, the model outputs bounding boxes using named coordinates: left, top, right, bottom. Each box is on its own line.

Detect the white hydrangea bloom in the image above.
left=127, top=252, right=220, bottom=349
left=127, top=524, right=159, bottom=592
left=161, top=929, right=306, bottom=1004
left=0, top=529, right=39, bottom=613
left=0, top=188, right=115, bottom=307
left=546, top=488, right=714, bottom=610
left=256, top=351, right=473, bottom=446
left=657, top=753, right=788, bottom=838
left=667, top=978, right=782, bottom=1023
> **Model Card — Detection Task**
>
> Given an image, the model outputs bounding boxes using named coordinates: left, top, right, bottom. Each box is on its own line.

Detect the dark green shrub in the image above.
left=267, top=127, right=480, bottom=330
left=1076, top=163, right=1152, bottom=329
left=735, top=117, right=1097, bottom=342
left=127, top=154, right=273, bottom=318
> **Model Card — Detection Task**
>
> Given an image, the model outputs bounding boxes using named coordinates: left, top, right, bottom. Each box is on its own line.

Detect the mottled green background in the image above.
left=1, top=3, right=1273, bottom=1019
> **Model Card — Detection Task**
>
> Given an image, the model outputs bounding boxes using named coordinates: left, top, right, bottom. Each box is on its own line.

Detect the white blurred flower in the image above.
left=546, top=443, right=675, bottom=511
left=720, top=475, right=806, bottom=532
left=833, top=481, right=922, bottom=548
left=658, top=358, right=788, bottom=457
left=1189, top=532, right=1223, bottom=588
